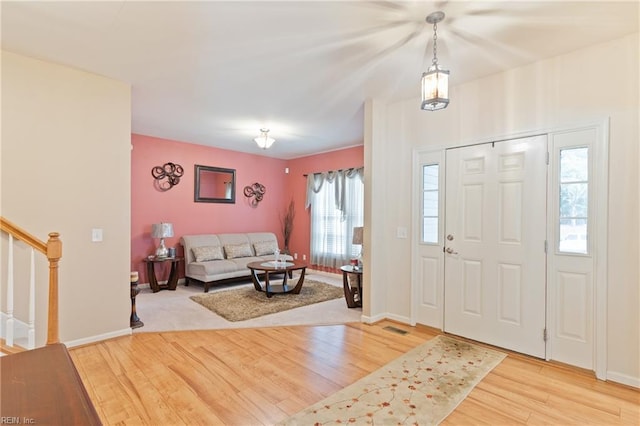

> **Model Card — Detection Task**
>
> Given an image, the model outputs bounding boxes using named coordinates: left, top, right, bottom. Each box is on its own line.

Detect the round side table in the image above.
left=143, top=256, right=183, bottom=293
left=340, top=265, right=362, bottom=308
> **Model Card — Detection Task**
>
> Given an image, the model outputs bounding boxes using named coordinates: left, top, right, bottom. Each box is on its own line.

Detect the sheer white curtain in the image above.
left=306, top=168, right=364, bottom=268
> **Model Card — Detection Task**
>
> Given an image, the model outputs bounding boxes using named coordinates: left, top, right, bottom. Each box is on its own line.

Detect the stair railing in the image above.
left=1, top=217, right=61, bottom=349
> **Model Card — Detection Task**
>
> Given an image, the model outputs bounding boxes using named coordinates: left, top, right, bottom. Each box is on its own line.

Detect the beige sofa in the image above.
left=180, top=232, right=292, bottom=292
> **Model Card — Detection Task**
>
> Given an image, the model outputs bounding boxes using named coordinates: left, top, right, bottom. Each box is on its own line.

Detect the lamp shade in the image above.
left=151, top=223, right=174, bottom=239
left=352, top=226, right=364, bottom=245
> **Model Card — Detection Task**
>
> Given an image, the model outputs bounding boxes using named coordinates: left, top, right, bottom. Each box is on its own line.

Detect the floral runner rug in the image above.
left=280, top=335, right=506, bottom=425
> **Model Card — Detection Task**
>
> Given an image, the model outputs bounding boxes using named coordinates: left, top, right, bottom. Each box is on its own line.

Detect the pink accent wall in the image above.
left=131, top=133, right=363, bottom=282
left=132, top=134, right=287, bottom=282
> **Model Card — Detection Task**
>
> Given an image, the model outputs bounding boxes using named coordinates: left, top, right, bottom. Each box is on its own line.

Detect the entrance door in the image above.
left=444, top=135, right=547, bottom=358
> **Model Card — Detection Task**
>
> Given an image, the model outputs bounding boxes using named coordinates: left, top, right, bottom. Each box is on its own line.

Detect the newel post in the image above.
left=46, top=232, right=62, bottom=345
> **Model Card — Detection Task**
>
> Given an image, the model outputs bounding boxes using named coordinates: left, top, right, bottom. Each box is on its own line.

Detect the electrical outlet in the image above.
left=91, top=228, right=103, bottom=242
left=302, top=254, right=307, bottom=261
left=294, top=253, right=298, bottom=259
left=397, top=227, right=408, bottom=239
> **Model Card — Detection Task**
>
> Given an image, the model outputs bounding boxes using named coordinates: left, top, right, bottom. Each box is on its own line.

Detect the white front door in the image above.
left=443, top=135, right=548, bottom=358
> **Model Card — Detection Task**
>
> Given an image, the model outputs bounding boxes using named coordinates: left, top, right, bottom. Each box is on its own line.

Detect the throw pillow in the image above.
left=253, top=241, right=277, bottom=256
left=192, top=245, right=224, bottom=262
left=224, top=243, right=253, bottom=259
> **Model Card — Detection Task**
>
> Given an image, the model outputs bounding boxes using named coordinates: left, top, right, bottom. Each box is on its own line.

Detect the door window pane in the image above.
left=559, top=219, right=587, bottom=253
left=560, top=147, right=588, bottom=181
left=558, top=147, right=588, bottom=254
left=560, top=183, right=588, bottom=217
left=423, top=191, right=438, bottom=216
left=423, top=218, right=438, bottom=243
left=422, top=164, right=439, bottom=243
left=423, top=165, right=439, bottom=190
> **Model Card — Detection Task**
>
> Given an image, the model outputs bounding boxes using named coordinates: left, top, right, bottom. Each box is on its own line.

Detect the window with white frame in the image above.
left=422, top=164, right=439, bottom=244
left=558, top=147, right=589, bottom=254
left=307, top=168, right=364, bottom=269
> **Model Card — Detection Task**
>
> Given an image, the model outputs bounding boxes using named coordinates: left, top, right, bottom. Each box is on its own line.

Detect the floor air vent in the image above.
left=383, top=326, right=408, bottom=335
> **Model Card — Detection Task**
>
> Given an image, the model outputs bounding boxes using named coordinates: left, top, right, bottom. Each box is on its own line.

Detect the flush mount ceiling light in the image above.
left=254, top=128, right=275, bottom=149
left=421, top=11, right=450, bottom=111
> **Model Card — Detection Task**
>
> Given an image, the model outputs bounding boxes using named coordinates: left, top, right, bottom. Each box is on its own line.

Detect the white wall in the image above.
left=1, top=51, right=132, bottom=345
left=363, top=99, right=389, bottom=322
left=370, top=34, right=639, bottom=383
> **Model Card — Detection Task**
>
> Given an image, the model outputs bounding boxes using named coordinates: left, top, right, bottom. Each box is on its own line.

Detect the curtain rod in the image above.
left=302, top=166, right=361, bottom=177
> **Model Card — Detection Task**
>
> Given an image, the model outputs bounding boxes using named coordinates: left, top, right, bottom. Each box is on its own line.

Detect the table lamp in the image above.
left=151, top=222, right=173, bottom=258
left=352, top=226, right=363, bottom=269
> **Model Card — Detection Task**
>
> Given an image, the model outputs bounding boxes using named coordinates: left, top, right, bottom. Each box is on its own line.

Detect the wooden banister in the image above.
left=46, top=232, right=61, bottom=345
left=0, top=217, right=47, bottom=254
left=1, top=217, right=61, bottom=345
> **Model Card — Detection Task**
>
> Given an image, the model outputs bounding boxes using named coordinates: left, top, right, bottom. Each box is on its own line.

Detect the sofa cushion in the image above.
left=218, top=233, right=252, bottom=248
left=253, top=241, right=277, bottom=256
left=229, top=256, right=264, bottom=270
left=224, top=243, right=253, bottom=259
left=191, top=245, right=224, bottom=262
left=180, top=234, right=221, bottom=264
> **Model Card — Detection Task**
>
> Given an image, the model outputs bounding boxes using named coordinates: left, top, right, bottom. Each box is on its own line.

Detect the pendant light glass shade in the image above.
left=421, top=11, right=449, bottom=111
left=254, top=128, right=275, bottom=149
left=421, top=64, right=449, bottom=111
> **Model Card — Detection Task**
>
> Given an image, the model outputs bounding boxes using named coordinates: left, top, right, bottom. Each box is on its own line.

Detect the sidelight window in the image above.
left=558, top=147, right=589, bottom=254
left=422, top=164, right=439, bottom=244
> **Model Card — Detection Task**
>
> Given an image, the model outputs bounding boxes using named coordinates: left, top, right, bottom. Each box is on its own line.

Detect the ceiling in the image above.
left=1, top=1, right=637, bottom=159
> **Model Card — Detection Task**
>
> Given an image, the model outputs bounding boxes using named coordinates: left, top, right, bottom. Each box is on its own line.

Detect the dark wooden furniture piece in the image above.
left=246, top=260, right=308, bottom=298
left=0, top=343, right=102, bottom=425
left=143, top=257, right=183, bottom=293
left=341, top=265, right=363, bottom=308
left=130, top=272, right=144, bottom=328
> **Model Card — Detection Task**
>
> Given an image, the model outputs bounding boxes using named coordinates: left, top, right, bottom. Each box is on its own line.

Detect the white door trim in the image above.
left=411, top=120, right=608, bottom=378
left=411, top=146, right=445, bottom=327
left=593, top=119, right=609, bottom=380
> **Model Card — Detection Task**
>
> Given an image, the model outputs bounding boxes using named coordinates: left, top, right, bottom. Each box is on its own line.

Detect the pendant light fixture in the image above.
left=421, top=11, right=449, bottom=111
left=254, top=128, right=275, bottom=149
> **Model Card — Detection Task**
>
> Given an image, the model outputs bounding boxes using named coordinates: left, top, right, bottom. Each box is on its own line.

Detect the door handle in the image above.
left=445, top=247, right=458, bottom=254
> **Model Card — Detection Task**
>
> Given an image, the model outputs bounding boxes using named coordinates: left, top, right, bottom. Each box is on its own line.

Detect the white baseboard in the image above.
left=360, top=312, right=412, bottom=325
left=606, top=370, right=640, bottom=388
left=384, top=313, right=412, bottom=325
left=361, top=312, right=384, bottom=323
left=64, top=328, right=132, bottom=348
left=4, top=311, right=133, bottom=348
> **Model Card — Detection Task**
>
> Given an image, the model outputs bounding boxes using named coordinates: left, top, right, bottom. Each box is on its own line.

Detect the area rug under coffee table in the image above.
left=280, top=335, right=506, bottom=425
left=190, top=279, right=344, bottom=322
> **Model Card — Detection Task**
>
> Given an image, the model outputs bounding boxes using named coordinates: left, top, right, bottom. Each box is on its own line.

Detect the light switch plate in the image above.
left=397, top=227, right=408, bottom=239
left=91, top=228, right=103, bottom=242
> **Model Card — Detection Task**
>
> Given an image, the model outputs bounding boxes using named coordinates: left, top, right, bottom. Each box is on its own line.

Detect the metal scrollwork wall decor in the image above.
left=152, top=162, right=184, bottom=191
left=243, top=182, right=266, bottom=206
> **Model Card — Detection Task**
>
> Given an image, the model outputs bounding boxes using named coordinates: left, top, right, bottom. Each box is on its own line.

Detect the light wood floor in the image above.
left=70, top=321, right=639, bottom=425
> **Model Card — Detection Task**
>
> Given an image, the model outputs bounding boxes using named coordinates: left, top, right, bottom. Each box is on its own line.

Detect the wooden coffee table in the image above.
left=246, top=260, right=308, bottom=298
